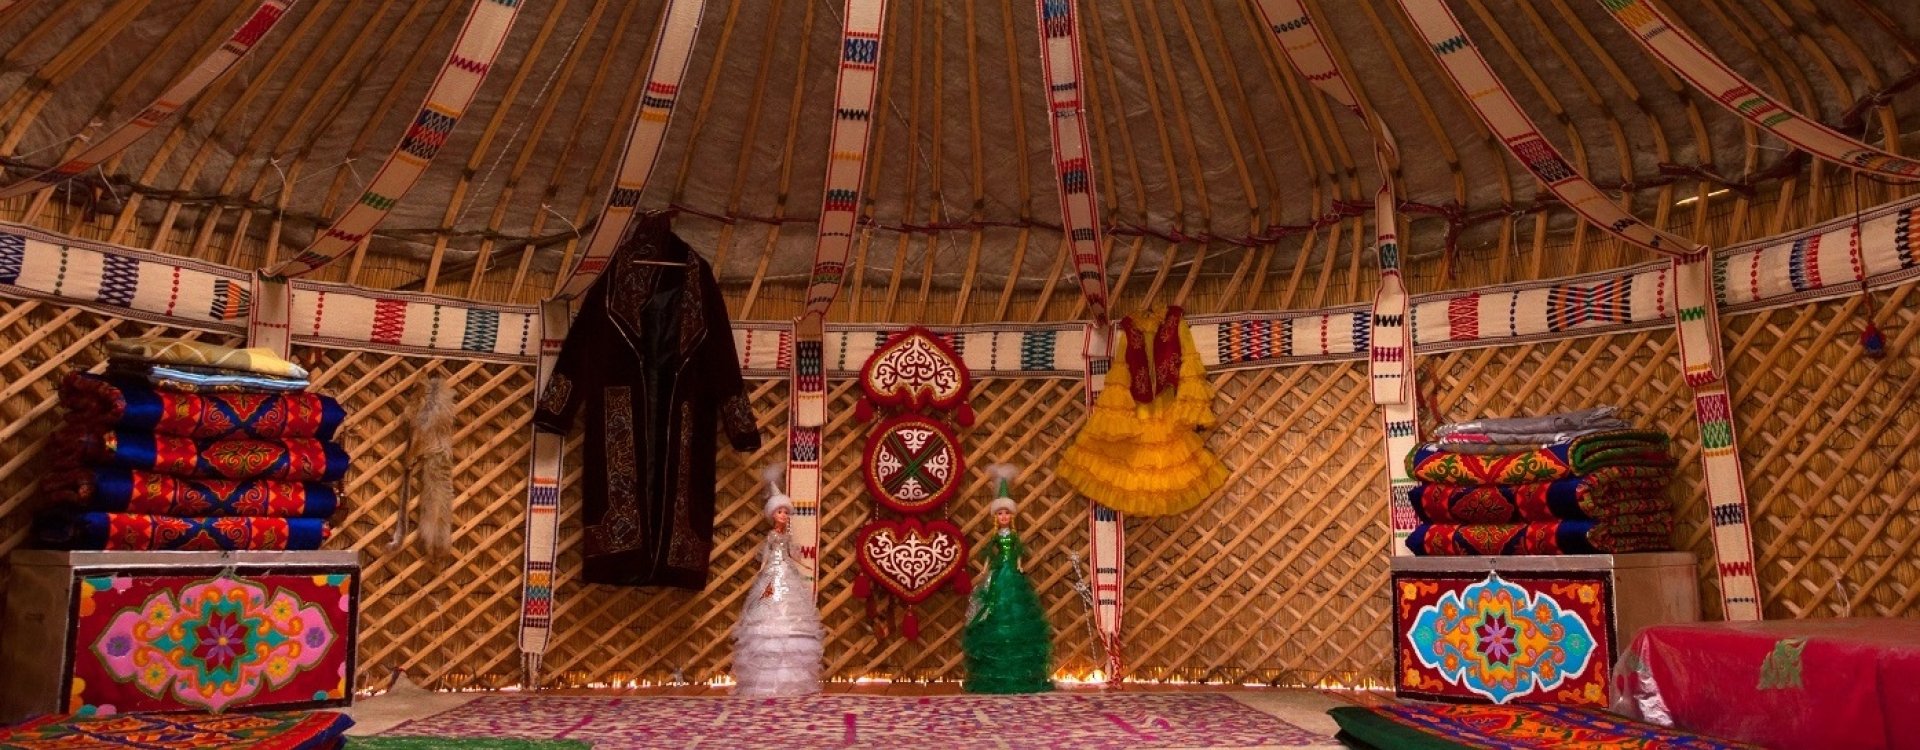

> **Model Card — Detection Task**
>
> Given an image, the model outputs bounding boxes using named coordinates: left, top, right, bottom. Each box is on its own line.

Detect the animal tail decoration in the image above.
left=408, top=378, right=458, bottom=556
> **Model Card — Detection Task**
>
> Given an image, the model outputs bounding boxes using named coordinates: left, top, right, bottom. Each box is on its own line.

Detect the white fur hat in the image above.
left=761, top=464, right=794, bottom=518
left=986, top=463, right=1019, bottom=515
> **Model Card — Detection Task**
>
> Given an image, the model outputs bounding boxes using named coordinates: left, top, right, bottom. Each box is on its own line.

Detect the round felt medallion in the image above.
left=861, top=412, right=964, bottom=515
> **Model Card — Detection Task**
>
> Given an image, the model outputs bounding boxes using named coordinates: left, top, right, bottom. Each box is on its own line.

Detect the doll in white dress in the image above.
left=731, top=465, right=824, bottom=697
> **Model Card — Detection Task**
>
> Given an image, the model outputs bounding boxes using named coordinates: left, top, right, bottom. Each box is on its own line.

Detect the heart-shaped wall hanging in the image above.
left=861, top=413, right=963, bottom=515
left=853, top=517, right=971, bottom=639
left=856, top=327, right=973, bottom=425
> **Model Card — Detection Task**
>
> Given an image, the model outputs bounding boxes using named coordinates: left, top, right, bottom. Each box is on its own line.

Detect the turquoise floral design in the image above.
left=1406, top=573, right=1596, bottom=703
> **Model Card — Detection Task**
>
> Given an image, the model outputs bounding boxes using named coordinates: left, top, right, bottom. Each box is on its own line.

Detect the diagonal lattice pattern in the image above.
left=3, top=283, right=1918, bottom=691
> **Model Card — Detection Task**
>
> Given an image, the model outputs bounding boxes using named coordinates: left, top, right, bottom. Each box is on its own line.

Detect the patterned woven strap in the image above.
left=552, top=0, right=709, bottom=298
left=1089, top=501, right=1124, bottom=679
left=517, top=298, right=570, bottom=681
left=1395, top=0, right=1701, bottom=259
left=798, top=0, right=888, bottom=321
left=1038, top=1, right=1123, bottom=677
left=1034, top=0, right=1112, bottom=326
left=247, top=271, right=292, bottom=358
left=266, top=0, right=523, bottom=278
left=788, top=326, right=826, bottom=583
left=786, top=0, right=890, bottom=587
left=1599, top=0, right=1920, bottom=181
left=1672, top=253, right=1761, bottom=620
left=1252, top=0, right=1423, bottom=551
left=0, top=2, right=296, bottom=200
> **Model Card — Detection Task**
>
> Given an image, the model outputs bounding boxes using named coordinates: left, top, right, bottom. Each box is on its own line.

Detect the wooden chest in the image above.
left=1390, top=553, right=1698, bottom=707
left=0, top=550, right=359, bottom=722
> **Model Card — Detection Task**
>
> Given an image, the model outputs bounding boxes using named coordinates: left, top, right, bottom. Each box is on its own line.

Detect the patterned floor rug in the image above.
left=383, top=693, right=1331, bottom=749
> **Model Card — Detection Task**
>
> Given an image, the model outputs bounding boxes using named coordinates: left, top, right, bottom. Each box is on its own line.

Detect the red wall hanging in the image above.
left=861, top=413, right=964, bottom=515
left=851, top=326, right=975, bottom=640
left=853, top=517, right=971, bottom=639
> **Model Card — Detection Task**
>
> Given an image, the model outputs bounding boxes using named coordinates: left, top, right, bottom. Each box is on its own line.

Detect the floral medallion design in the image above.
left=861, top=413, right=963, bottom=515
left=1404, top=572, right=1598, bottom=704
left=84, top=573, right=341, bottom=712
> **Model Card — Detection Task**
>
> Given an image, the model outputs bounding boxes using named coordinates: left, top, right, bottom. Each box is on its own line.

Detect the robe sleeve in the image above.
left=697, top=261, right=762, bottom=453
left=533, top=294, right=599, bottom=435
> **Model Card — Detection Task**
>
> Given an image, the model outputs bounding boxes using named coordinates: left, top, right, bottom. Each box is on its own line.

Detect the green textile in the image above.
left=1330, top=706, right=1467, bottom=750
left=961, top=529, right=1053, bottom=694
left=347, top=738, right=592, bottom=749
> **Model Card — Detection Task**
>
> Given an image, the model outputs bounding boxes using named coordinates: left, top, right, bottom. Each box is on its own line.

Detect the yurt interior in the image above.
left=1, top=0, right=1917, bottom=747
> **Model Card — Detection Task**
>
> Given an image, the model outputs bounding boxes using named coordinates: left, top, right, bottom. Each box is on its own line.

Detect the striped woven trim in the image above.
left=787, top=326, right=826, bottom=583
left=1089, top=500, right=1124, bottom=679
left=248, top=272, right=292, bottom=357
left=1397, top=0, right=1703, bottom=258
left=786, top=0, right=889, bottom=588
left=0, top=1, right=296, bottom=200
left=1034, top=0, right=1112, bottom=323
left=799, top=0, right=888, bottom=318
left=517, top=299, right=569, bottom=678
left=1251, top=0, right=1413, bottom=406
left=1382, top=401, right=1420, bottom=554
left=267, top=0, right=523, bottom=278
left=1672, top=255, right=1761, bottom=620
left=7, top=195, right=1919, bottom=367
left=552, top=0, right=708, bottom=298
left=1600, top=0, right=1920, bottom=180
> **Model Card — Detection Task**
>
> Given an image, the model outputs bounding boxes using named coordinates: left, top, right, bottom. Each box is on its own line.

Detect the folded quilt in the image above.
left=1431, top=406, right=1624, bottom=438
left=36, top=511, right=331, bottom=551
left=43, top=467, right=340, bottom=518
left=61, top=372, right=344, bottom=440
left=58, top=429, right=350, bottom=482
left=1409, top=429, right=1674, bottom=484
left=109, top=361, right=312, bottom=393
left=1407, top=518, right=1673, bottom=556
left=1410, top=465, right=1674, bottom=523
left=105, top=336, right=309, bottom=378
left=1433, top=425, right=1624, bottom=447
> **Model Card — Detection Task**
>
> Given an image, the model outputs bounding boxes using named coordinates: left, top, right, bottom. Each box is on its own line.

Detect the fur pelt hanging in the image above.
left=402, top=377, right=458, bottom=556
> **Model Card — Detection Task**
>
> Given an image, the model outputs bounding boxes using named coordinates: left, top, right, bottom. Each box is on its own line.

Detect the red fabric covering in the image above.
left=1614, top=618, right=1920, bottom=750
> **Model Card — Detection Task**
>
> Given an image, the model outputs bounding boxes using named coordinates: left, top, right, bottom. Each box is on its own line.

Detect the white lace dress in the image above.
left=732, top=530, right=824, bottom=696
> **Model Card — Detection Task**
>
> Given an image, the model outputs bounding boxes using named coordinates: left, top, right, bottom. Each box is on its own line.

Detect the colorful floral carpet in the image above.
left=1329, top=703, right=1763, bottom=749
left=0, top=710, right=351, bottom=749
left=383, top=693, right=1328, bottom=748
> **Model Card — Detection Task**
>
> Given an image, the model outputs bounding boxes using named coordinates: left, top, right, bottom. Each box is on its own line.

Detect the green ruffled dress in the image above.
left=961, top=528, right=1053, bottom=693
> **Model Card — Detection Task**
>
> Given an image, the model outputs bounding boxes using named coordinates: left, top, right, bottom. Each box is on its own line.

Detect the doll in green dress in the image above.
left=961, top=464, right=1054, bottom=694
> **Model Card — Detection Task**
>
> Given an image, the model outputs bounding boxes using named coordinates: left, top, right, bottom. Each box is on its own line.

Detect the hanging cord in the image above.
left=1849, top=172, right=1888, bottom=359
left=1064, top=549, right=1116, bottom=682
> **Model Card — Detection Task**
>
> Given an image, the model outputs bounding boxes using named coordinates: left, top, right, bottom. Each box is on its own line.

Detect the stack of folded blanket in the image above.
left=1405, top=406, right=1678, bottom=556
left=36, top=337, right=349, bottom=551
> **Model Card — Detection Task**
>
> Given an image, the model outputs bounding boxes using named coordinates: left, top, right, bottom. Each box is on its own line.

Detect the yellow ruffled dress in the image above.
left=1057, top=309, right=1228, bottom=516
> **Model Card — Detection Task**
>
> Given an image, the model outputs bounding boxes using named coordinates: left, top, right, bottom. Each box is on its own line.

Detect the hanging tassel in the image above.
left=1863, top=322, right=1888, bottom=359
left=1848, top=175, right=1888, bottom=361
left=855, top=397, right=875, bottom=423
left=952, top=568, right=973, bottom=596
left=955, top=402, right=975, bottom=427
left=854, top=572, right=871, bottom=599
left=903, top=607, right=919, bottom=641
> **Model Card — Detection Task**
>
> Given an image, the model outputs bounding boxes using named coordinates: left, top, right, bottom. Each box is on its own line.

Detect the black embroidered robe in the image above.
left=534, top=220, right=760, bottom=590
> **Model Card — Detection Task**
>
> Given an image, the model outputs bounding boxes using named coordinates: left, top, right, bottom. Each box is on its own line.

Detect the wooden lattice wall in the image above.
left=4, top=276, right=1915, bottom=691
